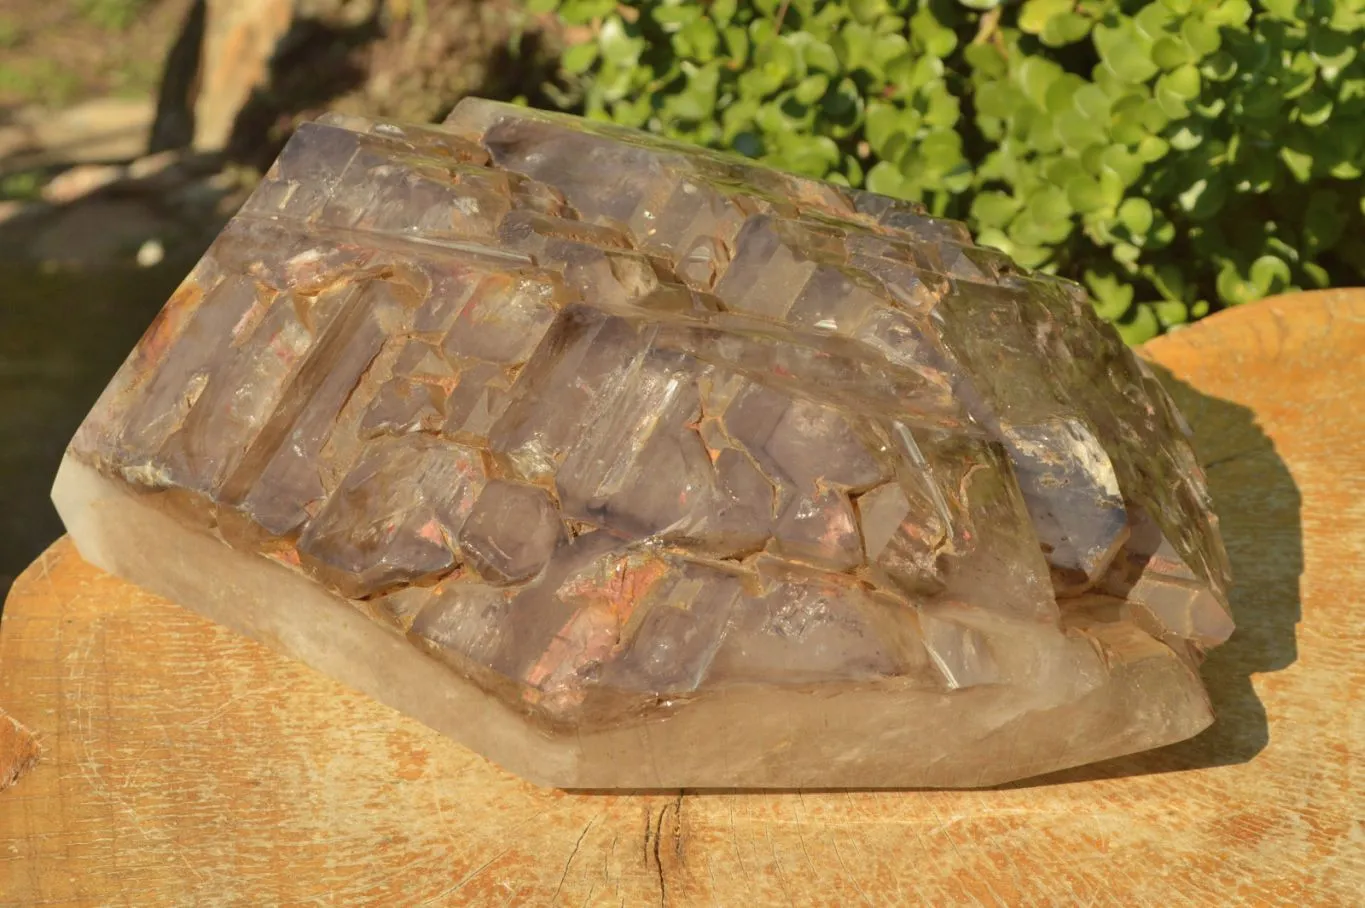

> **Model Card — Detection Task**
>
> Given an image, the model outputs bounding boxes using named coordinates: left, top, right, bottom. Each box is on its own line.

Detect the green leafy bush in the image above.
left=531, top=0, right=1365, bottom=341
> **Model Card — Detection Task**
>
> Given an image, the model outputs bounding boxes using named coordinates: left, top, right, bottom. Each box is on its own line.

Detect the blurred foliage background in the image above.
left=531, top=0, right=1365, bottom=342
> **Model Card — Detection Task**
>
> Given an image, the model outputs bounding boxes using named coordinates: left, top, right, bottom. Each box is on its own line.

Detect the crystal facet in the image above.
left=53, top=100, right=1233, bottom=789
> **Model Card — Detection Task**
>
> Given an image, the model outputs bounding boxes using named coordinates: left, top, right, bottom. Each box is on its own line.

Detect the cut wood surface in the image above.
left=0, top=709, right=39, bottom=794
left=1, top=290, right=1362, bottom=905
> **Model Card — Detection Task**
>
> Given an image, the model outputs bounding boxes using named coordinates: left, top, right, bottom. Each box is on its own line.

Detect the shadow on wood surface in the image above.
left=1014, top=366, right=1303, bottom=784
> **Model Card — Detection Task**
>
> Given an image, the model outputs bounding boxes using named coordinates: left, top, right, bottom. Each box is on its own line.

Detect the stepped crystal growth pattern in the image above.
left=54, top=99, right=1234, bottom=789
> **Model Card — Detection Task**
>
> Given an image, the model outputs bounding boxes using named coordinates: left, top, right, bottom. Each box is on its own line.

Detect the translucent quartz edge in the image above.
left=51, top=455, right=1215, bottom=790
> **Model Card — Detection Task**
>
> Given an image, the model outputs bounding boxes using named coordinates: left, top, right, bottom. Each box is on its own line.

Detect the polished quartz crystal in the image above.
left=52, top=99, right=1234, bottom=789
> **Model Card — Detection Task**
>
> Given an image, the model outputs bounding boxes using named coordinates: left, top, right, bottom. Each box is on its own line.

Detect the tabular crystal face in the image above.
left=53, top=99, right=1234, bottom=789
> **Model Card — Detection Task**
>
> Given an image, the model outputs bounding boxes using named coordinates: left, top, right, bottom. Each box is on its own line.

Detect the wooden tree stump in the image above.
left=1, top=291, right=1361, bottom=904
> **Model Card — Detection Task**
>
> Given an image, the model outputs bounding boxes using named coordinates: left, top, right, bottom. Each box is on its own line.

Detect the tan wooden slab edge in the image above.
left=1, top=290, right=1362, bottom=905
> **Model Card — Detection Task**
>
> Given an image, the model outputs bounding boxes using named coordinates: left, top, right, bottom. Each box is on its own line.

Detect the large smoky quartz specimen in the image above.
left=53, top=99, right=1233, bottom=789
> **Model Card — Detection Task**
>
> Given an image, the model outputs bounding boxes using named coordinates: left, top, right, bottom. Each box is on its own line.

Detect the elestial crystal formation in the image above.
left=54, top=99, right=1234, bottom=789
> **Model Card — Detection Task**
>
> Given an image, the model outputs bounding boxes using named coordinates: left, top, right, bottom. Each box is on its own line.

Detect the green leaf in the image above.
left=651, top=2, right=699, bottom=28
left=1181, top=18, right=1221, bottom=57
left=1205, top=0, right=1251, bottom=27
left=910, top=5, right=957, bottom=58
left=800, top=38, right=841, bottom=74
left=1282, top=52, right=1319, bottom=100
left=794, top=73, right=829, bottom=105
left=1147, top=211, right=1176, bottom=249
left=1118, top=197, right=1154, bottom=236
left=865, top=160, right=911, bottom=198
left=1019, top=0, right=1072, bottom=34
left=870, top=33, right=910, bottom=70
left=965, top=42, right=1008, bottom=78
left=1030, top=185, right=1073, bottom=224
left=1133, top=3, right=1174, bottom=42
left=1055, top=109, right=1106, bottom=149
left=1152, top=299, right=1189, bottom=327
left=1250, top=255, right=1291, bottom=296
left=1217, top=261, right=1258, bottom=305
left=1085, top=267, right=1135, bottom=321
left=917, top=129, right=964, bottom=174
left=1025, top=110, right=1064, bottom=155
left=864, top=100, right=903, bottom=153
left=1010, top=207, right=1072, bottom=246
left=1097, top=169, right=1127, bottom=207
left=1110, top=104, right=1148, bottom=145
left=1011, top=242, right=1054, bottom=269
left=1280, top=146, right=1314, bottom=182
left=598, top=18, right=642, bottom=65
left=884, top=53, right=916, bottom=91
left=971, top=191, right=1022, bottom=228
left=1202, top=51, right=1237, bottom=81
left=1148, top=263, right=1187, bottom=302
left=777, top=134, right=842, bottom=177
left=668, top=68, right=720, bottom=120
left=1116, top=303, right=1160, bottom=343
left=559, top=0, right=615, bottom=23
left=1072, top=83, right=1111, bottom=122
left=1045, top=156, right=1076, bottom=186
left=676, top=16, right=720, bottom=61
left=723, top=25, right=750, bottom=64
left=1066, top=173, right=1107, bottom=212
left=1155, top=83, right=1189, bottom=119
left=1137, top=134, right=1170, bottom=162
left=1101, top=145, right=1145, bottom=185
left=562, top=41, right=599, bottom=74
left=710, top=0, right=739, bottom=26
left=1042, top=14, right=1091, bottom=47
left=1310, top=27, right=1358, bottom=77
left=1168, top=121, right=1204, bottom=151
left=1139, top=97, right=1171, bottom=132
left=848, top=0, right=889, bottom=24
left=1098, top=31, right=1161, bottom=83
left=923, top=84, right=961, bottom=128
left=1298, top=92, right=1333, bottom=127
left=971, top=79, right=1015, bottom=119
left=1303, top=262, right=1331, bottom=288
left=1152, top=37, right=1191, bottom=71
left=841, top=154, right=864, bottom=187
left=1018, top=56, right=1062, bottom=108
left=1162, top=64, right=1202, bottom=100
left=1044, top=73, right=1085, bottom=115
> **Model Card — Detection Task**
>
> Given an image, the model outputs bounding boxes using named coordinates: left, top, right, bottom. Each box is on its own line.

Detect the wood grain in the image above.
left=0, top=709, right=39, bottom=793
left=1, top=291, right=1362, bottom=905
